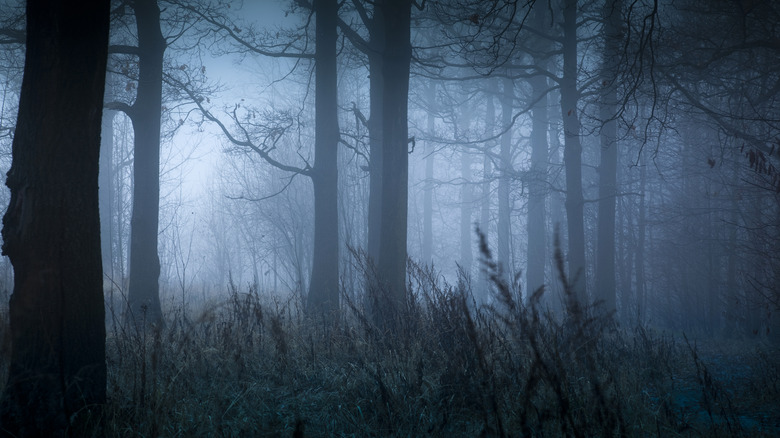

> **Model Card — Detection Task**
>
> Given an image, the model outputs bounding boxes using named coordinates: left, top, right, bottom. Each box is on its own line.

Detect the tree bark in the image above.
left=375, top=0, right=411, bottom=327
left=307, top=0, right=340, bottom=319
left=498, top=77, right=514, bottom=287
left=422, top=83, right=435, bottom=265
left=366, top=5, right=385, bottom=265
left=126, top=0, right=166, bottom=327
left=547, top=88, right=566, bottom=315
left=458, top=108, right=473, bottom=276
left=527, top=5, right=549, bottom=298
left=0, top=1, right=109, bottom=434
left=560, top=0, right=587, bottom=306
left=477, top=83, right=496, bottom=304
left=635, top=156, right=647, bottom=324
left=595, top=0, right=622, bottom=315
left=616, top=189, right=633, bottom=323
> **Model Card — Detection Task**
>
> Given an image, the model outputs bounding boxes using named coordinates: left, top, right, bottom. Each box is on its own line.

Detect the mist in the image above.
left=0, top=0, right=778, bottom=435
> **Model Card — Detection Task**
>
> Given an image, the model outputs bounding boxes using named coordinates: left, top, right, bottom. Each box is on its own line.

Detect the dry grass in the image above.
left=0, top=242, right=778, bottom=436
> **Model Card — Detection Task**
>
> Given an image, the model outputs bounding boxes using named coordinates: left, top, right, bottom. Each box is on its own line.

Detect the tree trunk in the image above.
left=547, top=88, right=566, bottom=315
left=366, top=8, right=385, bottom=265
left=376, top=0, right=411, bottom=327
left=126, top=0, right=166, bottom=327
left=459, top=108, right=473, bottom=276
left=595, top=0, right=622, bottom=315
left=422, top=82, right=435, bottom=265
left=0, top=1, right=109, bottom=434
left=616, top=190, right=633, bottom=324
left=498, top=77, right=513, bottom=287
left=307, top=0, right=340, bottom=319
left=527, top=13, right=549, bottom=298
left=635, top=156, right=647, bottom=324
left=560, top=0, right=587, bottom=306
left=477, top=83, right=496, bottom=304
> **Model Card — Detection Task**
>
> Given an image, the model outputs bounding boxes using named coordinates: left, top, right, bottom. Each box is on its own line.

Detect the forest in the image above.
left=0, top=0, right=778, bottom=436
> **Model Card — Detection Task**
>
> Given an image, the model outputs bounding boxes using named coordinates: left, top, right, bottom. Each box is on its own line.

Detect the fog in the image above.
left=1, top=0, right=779, bottom=434
left=0, top=0, right=776, bottom=336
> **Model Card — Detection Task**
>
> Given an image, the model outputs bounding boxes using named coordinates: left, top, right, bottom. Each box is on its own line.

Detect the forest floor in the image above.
left=93, top=275, right=780, bottom=437
left=0, top=272, right=778, bottom=436
left=663, top=337, right=780, bottom=435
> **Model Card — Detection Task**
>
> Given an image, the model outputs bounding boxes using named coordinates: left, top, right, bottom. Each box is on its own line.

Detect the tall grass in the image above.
left=0, top=239, right=777, bottom=436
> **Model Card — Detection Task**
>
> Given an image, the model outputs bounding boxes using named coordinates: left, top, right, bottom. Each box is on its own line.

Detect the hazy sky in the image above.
left=166, top=0, right=305, bottom=223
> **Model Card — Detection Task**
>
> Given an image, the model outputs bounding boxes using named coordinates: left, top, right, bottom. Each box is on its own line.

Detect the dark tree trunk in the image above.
left=458, top=109, right=473, bottom=275
left=0, top=1, right=109, bottom=435
left=307, top=0, right=340, bottom=319
left=547, top=89, right=566, bottom=316
left=477, top=84, right=496, bottom=304
left=527, top=83, right=548, bottom=297
left=616, top=189, right=633, bottom=323
left=560, top=0, right=587, bottom=305
left=635, top=159, right=647, bottom=323
left=498, top=77, right=513, bottom=286
left=376, top=0, right=411, bottom=326
left=527, top=21, right=549, bottom=298
left=366, top=6, right=385, bottom=265
left=126, top=0, right=165, bottom=326
left=422, top=83, right=435, bottom=265
left=595, top=0, right=622, bottom=316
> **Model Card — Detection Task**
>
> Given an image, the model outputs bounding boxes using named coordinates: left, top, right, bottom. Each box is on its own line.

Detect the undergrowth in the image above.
left=0, top=238, right=778, bottom=436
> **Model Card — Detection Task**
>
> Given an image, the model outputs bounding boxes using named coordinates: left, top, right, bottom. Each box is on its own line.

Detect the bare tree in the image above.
left=107, top=0, right=167, bottom=326
left=374, top=0, right=413, bottom=328
left=172, top=0, right=343, bottom=320
left=306, top=0, right=341, bottom=319
left=594, top=0, right=623, bottom=316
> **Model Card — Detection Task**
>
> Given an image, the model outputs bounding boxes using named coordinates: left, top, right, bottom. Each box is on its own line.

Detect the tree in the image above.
left=497, top=76, right=514, bottom=288
left=560, top=0, right=587, bottom=306
left=107, top=0, right=167, bottom=326
left=477, top=81, right=497, bottom=304
left=375, top=0, right=412, bottom=326
left=595, top=0, right=622, bottom=316
left=306, top=0, right=341, bottom=318
left=0, top=0, right=109, bottom=434
left=458, top=105, right=474, bottom=276
left=173, top=0, right=346, bottom=319
left=337, top=0, right=386, bottom=265
left=422, top=82, right=436, bottom=265
left=526, top=2, right=551, bottom=299
left=126, top=0, right=166, bottom=327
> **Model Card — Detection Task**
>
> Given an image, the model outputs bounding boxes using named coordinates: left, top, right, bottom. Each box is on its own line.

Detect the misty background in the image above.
left=0, top=0, right=777, bottom=337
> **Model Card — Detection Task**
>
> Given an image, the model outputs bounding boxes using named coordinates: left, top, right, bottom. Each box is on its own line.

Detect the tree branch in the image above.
left=165, top=72, right=312, bottom=177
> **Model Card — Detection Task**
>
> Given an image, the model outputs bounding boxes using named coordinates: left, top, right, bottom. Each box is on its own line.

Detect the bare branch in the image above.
left=165, top=72, right=312, bottom=177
